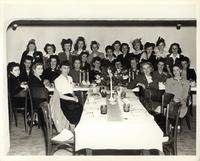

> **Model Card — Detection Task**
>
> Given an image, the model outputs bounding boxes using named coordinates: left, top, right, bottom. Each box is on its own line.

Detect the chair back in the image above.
left=40, top=101, right=53, bottom=155
left=161, top=93, right=174, bottom=114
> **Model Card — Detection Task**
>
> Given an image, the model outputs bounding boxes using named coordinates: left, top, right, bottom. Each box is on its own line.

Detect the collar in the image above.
left=173, top=77, right=183, bottom=81
left=169, top=53, right=180, bottom=59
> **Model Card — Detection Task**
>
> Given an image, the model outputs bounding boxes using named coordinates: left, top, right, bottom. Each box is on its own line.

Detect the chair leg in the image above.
left=185, top=114, right=191, bottom=130
left=13, top=108, right=18, bottom=127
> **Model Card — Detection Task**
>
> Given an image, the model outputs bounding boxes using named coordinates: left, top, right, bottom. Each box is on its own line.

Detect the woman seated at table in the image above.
left=127, top=62, right=160, bottom=113
left=58, top=38, right=74, bottom=66
left=180, top=56, right=196, bottom=83
left=69, top=56, right=82, bottom=84
left=88, top=41, right=105, bottom=63
left=43, top=43, right=56, bottom=69
left=129, top=57, right=140, bottom=81
left=54, top=61, right=83, bottom=125
left=19, top=55, right=33, bottom=82
left=152, top=58, right=169, bottom=84
left=165, top=64, right=190, bottom=118
left=42, top=55, right=60, bottom=83
left=29, top=62, right=49, bottom=125
left=80, top=51, right=90, bottom=72
left=89, top=57, right=103, bottom=84
left=8, top=62, right=28, bottom=97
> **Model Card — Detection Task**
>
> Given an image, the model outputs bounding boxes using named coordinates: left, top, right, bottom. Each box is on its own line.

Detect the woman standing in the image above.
left=154, top=37, right=168, bottom=59
left=88, top=40, right=104, bottom=63
left=131, top=38, right=143, bottom=61
left=58, top=39, right=74, bottom=66
left=43, top=43, right=56, bottom=69
left=72, top=36, right=87, bottom=56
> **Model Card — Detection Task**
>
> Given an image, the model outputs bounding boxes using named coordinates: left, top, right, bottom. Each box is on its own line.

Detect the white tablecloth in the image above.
left=75, top=90, right=166, bottom=152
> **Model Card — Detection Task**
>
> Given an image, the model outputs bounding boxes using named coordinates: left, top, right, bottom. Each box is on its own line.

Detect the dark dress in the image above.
left=186, top=68, right=196, bottom=82
left=117, top=53, right=133, bottom=69
left=152, top=71, right=169, bottom=83
left=58, top=52, right=74, bottom=67
left=42, top=68, right=60, bottom=83
left=140, top=52, right=157, bottom=70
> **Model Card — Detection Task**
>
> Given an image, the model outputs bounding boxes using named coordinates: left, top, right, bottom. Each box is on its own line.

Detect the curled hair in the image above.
left=61, top=39, right=73, bottom=51
left=144, top=42, right=155, bottom=50
left=105, top=45, right=114, bottom=56
left=112, top=40, right=121, bottom=48
left=26, top=39, right=37, bottom=52
left=168, top=43, right=182, bottom=54
left=90, top=41, right=100, bottom=50
left=156, top=37, right=166, bottom=47
left=140, top=61, right=154, bottom=73
left=72, top=56, right=82, bottom=66
left=80, top=51, right=89, bottom=57
left=24, top=55, right=33, bottom=62
left=32, top=62, right=43, bottom=71
left=74, top=36, right=86, bottom=51
left=120, top=43, right=130, bottom=53
left=132, top=38, right=143, bottom=50
left=49, top=55, right=60, bottom=66
left=44, top=43, right=56, bottom=53
left=60, top=60, right=70, bottom=67
left=92, top=56, right=102, bottom=67
left=7, top=62, right=20, bottom=74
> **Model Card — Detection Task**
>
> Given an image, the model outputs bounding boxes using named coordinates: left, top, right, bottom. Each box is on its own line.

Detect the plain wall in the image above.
left=7, top=26, right=196, bottom=69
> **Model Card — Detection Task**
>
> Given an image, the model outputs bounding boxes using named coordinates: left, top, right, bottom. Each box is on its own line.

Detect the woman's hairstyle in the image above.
left=105, top=45, right=114, bottom=53
left=44, top=43, right=56, bottom=53
left=32, top=62, right=43, bottom=71
left=132, top=38, right=143, bottom=50
left=144, top=42, right=155, bottom=50
left=112, top=40, right=121, bottom=48
left=74, top=36, right=86, bottom=51
left=130, top=57, right=139, bottom=64
left=49, top=55, right=60, bottom=66
left=168, top=43, right=182, bottom=54
left=26, top=39, right=37, bottom=52
left=157, top=58, right=166, bottom=65
left=72, top=56, right=82, bottom=65
left=120, top=43, right=130, bottom=53
left=80, top=51, right=89, bottom=57
left=61, top=39, right=73, bottom=51
left=156, top=37, right=166, bottom=47
left=173, top=63, right=183, bottom=70
left=7, top=62, right=20, bottom=73
left=60, top=60, right=70, bottom=67
left=140, top=61, right=154, bottom=73
left=90, top=41, right=100, bottom=50
left=92, top=56, right=102, bottom=65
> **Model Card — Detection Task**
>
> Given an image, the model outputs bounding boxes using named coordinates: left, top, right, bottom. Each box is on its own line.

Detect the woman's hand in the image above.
left=73, top=96, right=79, bottom=103
left=20, top=82, right=28, bottom=89
left=137, top=83, right=146, bottom=89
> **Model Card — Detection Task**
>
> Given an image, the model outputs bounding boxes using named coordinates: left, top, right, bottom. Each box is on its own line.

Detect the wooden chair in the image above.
left=161, top=93, right=181, bottom=155
left=40, top=101, right=75, bottom=155
left=8, top=88, right=30, bottom=133
left=28, top=87, right=49, bottom=135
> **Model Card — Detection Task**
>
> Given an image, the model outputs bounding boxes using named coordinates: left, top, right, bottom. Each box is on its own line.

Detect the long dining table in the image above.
left=75, top=88, right=167, bottom=154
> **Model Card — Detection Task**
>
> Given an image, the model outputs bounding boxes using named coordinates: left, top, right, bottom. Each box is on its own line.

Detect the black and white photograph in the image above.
left=0, top=0, right=199, bottom=161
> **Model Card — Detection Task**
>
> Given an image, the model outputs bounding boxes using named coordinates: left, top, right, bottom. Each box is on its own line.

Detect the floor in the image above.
left=8, top=107, right=196, bottom=156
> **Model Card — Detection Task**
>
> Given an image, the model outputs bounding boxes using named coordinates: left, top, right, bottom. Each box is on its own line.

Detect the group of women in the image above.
left=7, top=36, right=196, bottom=126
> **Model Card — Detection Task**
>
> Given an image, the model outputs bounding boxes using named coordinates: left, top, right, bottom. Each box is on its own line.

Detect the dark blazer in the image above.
left=127, top=74, right=159, bottom=90
left=58, top=52, right=74, bottom=66
left=69, top=69, right=80, bottom=83
left=152, top=70, right=169, bottom=83
left=186, top=68, right=196, bottom=82
left=28, top=74, right=44, bottom=88
left=140, top=52, right=157, bottom=70
left=19, top=69, right=32, bottom=82
left=8, top=74, right=23, bottom=96
left=42, top=68, right=60, bottom=83
left=117, top=53, right=133, bottom=69
left=81, top=62, right=91, bottom=72
left=165, top=54, right=185, bottom=73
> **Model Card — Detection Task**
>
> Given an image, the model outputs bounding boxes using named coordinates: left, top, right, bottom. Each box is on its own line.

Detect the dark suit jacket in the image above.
left=58, top=52, right=74, bottom=66
left=165, top=54, right=185, bottom=73
left=28, top=74, right=44, bottom=88
left=8, top=74, right=23, bottom=96
left=152, top=71, right=169, bottom=83
left=127, top=74, right=158, bottom=90
left=42, top=68, right=60, bottom=83
left=19, top=69, right=32, bottom=82
left=117, top=53, right=133, bottom=69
